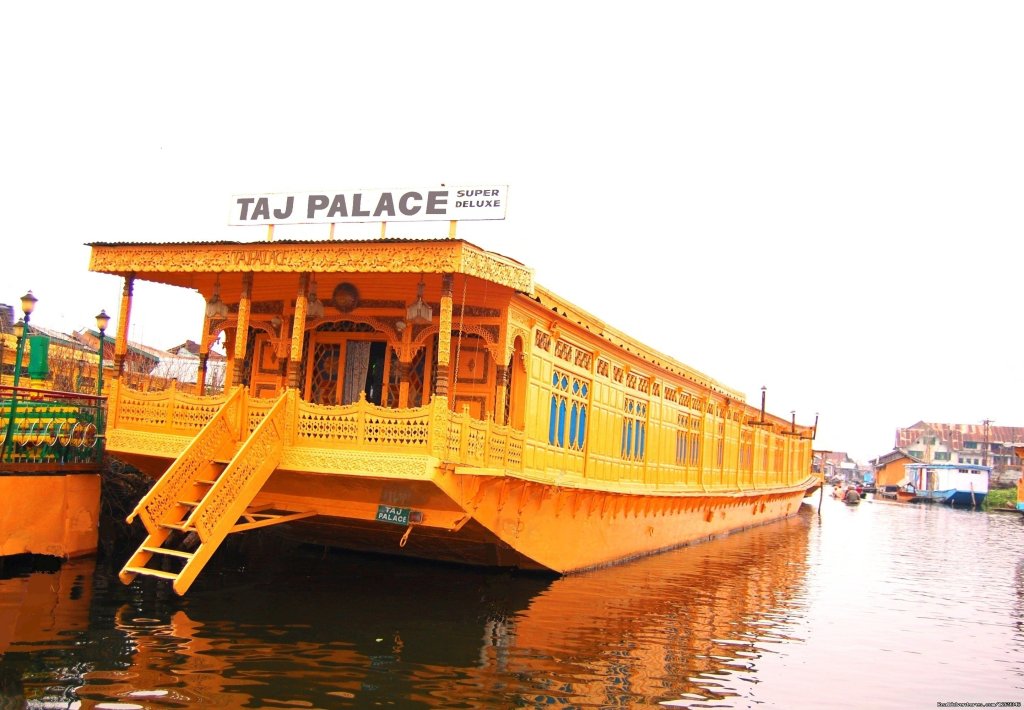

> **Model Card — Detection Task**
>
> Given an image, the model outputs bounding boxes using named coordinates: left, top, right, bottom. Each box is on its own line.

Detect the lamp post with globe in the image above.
left=3, top=291, right=38, bottom=462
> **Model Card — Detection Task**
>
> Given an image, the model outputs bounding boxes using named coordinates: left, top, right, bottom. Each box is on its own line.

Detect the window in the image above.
left=934, top=451, right=951, bottom=461
left=621, top=396, right=647, bottom=461
left=675, top=414, right=687, bottom=465
left=740, top=430, right=754, bottom=471
left=716, top=422, right=725, bottom=467
left=674, top=412, right=700, bottom=466
left=548, top=369, right=589, bottom=451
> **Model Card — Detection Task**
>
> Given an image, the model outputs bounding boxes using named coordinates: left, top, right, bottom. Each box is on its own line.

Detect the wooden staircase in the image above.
left=119, top=389, right=314, bottom=595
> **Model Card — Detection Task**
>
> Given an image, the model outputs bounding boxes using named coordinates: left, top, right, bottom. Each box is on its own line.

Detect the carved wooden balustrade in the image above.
left=109, top=384, right=525, bottom=473
left=447, top=406, right=524, bottom=470
left=126, top=387, right=244, bottom=531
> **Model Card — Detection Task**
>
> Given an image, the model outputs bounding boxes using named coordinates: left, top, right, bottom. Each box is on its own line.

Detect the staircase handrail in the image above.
left=190, top=389, right=288, bottom=543
left=126, top=386, right=245, bottom=531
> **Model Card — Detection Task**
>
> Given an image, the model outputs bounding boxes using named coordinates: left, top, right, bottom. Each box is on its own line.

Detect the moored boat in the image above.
left=87, top=186, right=819, bottom=595
left=1015, top=446, right=1024, bottom=512
left=902, top=463, right=989, bottom=508
left=895, top=484, right=954, bottom=504
left=895, top=487, right=918, bottom=503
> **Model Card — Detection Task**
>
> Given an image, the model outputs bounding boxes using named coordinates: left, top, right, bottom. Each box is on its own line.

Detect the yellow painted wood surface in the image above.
left=0, top=474, right=100, bottom=558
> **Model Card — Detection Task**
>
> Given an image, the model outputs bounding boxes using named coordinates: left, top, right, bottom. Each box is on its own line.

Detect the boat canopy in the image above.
left=87, top=238, right=535, bottom=301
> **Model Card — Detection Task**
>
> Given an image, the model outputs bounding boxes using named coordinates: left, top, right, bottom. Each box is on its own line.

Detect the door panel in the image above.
left=308, top=342, right=342, bottom=405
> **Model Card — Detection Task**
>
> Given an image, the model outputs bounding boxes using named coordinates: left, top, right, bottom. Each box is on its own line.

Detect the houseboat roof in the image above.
left=87, top=237, right=534, bottom=293
left=87, top=237, right=744, bottom=401
left=905, top=462, right=992, bottom=472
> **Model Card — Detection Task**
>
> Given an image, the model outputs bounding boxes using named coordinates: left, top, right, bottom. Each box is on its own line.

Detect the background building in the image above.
left=814, top=450, right=861, bottom=484
left=894, top=421, right=1023, bottom=487
left=868, top=448, right=920, bottom=489
left=1, top=305, right=225, bottom=395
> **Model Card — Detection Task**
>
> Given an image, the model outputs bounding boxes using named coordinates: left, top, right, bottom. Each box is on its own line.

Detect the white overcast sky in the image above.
left=2, top=2, right=1021, bottom=462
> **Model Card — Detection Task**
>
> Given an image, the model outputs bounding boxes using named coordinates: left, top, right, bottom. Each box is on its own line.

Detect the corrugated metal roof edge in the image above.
left=85, top=236, right=530, bottom=271
left=87, top=236, right=456, bottom=247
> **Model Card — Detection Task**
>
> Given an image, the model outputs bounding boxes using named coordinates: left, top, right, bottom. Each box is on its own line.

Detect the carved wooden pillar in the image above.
left=493, top=316, right=511, bottom=423
left=113, top=274, right=134, bottom=380
left=494, top=364, right=509, bottom=424
left=287, top=274, right=309, bottom=390
left=435, top=273, right=453, bottom=399
left=196, top=312, right=213, bottom=395
left=394, top=359, right=410, bottom=408
left=195, top=353, right=209, bottom=395
left=396, top=319, right=413, bottom=407
left=231, top=273, right=253, bottom=387
left=222, top=330, right=236, bottom=387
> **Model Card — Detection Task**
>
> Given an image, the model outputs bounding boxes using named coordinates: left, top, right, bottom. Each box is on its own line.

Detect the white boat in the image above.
left=902, top=463, right=989, bottom=508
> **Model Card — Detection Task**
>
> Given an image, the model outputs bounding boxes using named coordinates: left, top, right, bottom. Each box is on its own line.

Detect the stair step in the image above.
left=124, top=566, right=179, bottom=581
left=197, top=479, right=217, bottom=485
left=142, top=546, right=194, bottom=559
left=178, top=500, right=201, bottom=507
left=159, top=522, right=194, bottom=532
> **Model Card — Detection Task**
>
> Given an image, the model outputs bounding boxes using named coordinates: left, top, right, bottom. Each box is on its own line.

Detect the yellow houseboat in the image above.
left=88, top=197, right=817, bottom=595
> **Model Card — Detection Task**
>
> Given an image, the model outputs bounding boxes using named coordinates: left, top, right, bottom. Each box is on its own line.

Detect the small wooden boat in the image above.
left=895, top=488, right=921, bottom=503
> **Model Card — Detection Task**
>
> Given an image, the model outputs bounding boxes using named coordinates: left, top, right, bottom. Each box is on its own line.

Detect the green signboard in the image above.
left=376, top=505, right=411, bottom=526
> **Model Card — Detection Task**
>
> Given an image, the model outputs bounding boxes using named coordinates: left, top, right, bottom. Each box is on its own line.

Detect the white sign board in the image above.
left=228, top=185, right=507, bottom=226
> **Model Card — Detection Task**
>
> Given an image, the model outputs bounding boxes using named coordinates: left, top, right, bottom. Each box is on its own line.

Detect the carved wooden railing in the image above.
left=112, top=383, right=232, bottom=435
left=447, top=406, right=524, bottom=470
left=109, top=385, right=525, bottom=473
left=126, top=387, right=244, bottom=531
left=292, top=392, right=434, bottom=452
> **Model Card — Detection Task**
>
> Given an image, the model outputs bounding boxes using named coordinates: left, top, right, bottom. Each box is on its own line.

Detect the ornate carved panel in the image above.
left=535, top=331, right=551, bottom=352
left=89, top=240, right=534, bottom=292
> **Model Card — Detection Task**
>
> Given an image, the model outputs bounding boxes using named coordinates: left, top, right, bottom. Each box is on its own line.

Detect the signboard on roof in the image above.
left=228, top=185, right=507, bottom=226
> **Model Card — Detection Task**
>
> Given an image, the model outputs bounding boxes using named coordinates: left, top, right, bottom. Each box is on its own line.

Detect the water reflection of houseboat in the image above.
left=87, top=189, right=818, bottom=595
left=72, top=511, right=810, bottom=708
left=0, top=557, right=96, bottom=703
left=0, top=556, right=95, bottom=655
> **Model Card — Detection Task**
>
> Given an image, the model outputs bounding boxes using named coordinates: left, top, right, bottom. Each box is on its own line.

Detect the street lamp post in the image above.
left=4, top=291, right=38, bottom=462
left=95, top=309, right=109, bottom=435
left=95, top=310, right=109, bottom=396
left=11, top=291, right=36, bottom=391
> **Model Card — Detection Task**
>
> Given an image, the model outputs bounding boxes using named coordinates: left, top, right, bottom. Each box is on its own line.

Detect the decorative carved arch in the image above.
left=413, top=323, right=501, bottom=361
left=506, top=324, right=530, bottom=365
left=306, top=315, right=405, bottom=355
left=206, top=316, right=287, bottom=350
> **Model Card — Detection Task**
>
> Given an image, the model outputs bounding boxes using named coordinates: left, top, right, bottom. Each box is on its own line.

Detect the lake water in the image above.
left=2, top=491, right=1023, bottom=709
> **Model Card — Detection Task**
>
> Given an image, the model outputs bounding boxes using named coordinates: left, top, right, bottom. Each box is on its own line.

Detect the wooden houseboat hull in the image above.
left=238, top=479, right=809, bottom=573
left=112, top=436, right=810, bottom=574
left=946, top=490, right=986, bottom=507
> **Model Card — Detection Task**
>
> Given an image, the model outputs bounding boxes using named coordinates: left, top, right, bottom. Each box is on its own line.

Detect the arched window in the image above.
left=548, top=368, right=589, bottom=451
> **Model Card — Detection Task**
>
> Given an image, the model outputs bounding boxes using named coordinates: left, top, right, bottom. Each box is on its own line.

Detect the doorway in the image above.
left=306, top=335, right=390, bottom=406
